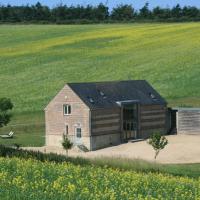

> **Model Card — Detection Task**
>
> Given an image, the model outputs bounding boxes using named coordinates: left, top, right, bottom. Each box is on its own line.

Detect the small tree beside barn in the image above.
left=62, top=134, right=73, bottom=156
left=148, top=133, right=168, bottom=159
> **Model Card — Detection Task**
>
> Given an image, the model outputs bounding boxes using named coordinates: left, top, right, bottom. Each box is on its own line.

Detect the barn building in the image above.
left=45, top=80, right=169, bottom=150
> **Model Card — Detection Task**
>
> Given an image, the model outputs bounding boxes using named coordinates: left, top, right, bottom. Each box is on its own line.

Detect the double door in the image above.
left=122, top=103, right=138, bottom=140
left=123, top=120, right=137, bottom=140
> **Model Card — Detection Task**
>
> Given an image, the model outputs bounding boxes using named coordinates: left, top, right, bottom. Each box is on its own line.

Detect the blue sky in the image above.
left=1, top=0, right=200, bottom=10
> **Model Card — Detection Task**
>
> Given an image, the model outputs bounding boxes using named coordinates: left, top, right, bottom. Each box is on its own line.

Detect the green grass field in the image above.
left=0, top=112, right=44, bottom=146
left=0, top=23, right=200, bottom=146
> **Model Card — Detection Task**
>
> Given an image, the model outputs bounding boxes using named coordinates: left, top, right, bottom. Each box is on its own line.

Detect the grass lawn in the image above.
left=0, top=112, right=44, bottom=147
left=0, top=23, right=200, bottom=147
left=91, top=157, right=200, bottom=178
left=0, top=23, right=200, bottom=114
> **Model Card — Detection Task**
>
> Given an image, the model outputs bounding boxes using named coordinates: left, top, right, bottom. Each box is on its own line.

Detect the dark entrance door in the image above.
left=123, top=104, right=138, bottom=140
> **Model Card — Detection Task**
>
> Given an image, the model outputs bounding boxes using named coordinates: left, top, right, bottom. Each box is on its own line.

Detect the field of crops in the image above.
left=0, top=157, right=199, bottom=200
left=0, top=23, right=200, bottom=114
left=0, top=23, right=200, bottom=146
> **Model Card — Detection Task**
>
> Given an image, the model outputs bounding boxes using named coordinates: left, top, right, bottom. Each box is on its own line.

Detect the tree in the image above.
left=62, top=134, right=73, bottom=156
left=152, top=6, right=166, bottom=20
left=171, top=4, right=182, bottom=19
left=160, top=8, right=171, bottom=20
left=1, top=2, right=200, bottom=23
left=0, top=98, right=13, bottom=128
left=147, top=133, right=168, bottom=160
left=33, top=2, right=50, bottom=21
left=182, top=6, right=200, bottom=19
left=139, top=2, right=151, bottom=19
left=94, top=3, right=109, bottom=21
left=52, top=4, right=68, bottom=22
left=111, top=4, right=134, bottom=20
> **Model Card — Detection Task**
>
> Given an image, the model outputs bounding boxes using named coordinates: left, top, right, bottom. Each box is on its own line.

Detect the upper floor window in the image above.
left=63, top=104, right=71, bottom=115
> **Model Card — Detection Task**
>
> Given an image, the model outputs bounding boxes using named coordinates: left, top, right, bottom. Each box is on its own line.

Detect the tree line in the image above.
left=0, top=2, right=200, bottom=23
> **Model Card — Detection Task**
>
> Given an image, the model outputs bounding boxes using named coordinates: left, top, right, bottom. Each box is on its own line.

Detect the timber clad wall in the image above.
left=90, top=108, right=121, bottom=149
left=177, top=109, right=200, bottom=134
left=140, top=105, right=167, bottom=138
left=91, top=108, right=121, bottom=135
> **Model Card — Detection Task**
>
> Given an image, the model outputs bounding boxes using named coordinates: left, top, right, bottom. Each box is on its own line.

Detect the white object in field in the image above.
left=0, top=131, right=14, bottom=138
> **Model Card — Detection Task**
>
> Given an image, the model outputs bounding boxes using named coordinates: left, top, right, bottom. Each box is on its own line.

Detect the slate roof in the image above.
left=68, top=80, right=167, bottom=109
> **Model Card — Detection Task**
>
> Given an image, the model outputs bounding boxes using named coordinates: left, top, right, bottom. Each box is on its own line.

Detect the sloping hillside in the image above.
left=0, top=23, right=200, bottom=113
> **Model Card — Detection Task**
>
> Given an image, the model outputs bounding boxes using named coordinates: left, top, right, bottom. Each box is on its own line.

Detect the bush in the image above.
left=62, top=134, right=73, bottom=156
left=0, top=98, right=13, bottom=128
left=0, top=145, right=89, bottom=166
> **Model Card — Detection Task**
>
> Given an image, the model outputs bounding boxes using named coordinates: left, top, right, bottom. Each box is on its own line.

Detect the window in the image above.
left=65, top=125, right=68, bottom=135
left=76, top=128, right=81, bottom=138
left=99, top=90, right=105, bottom=96
left=63, top=104, right=71, bottom=115
left=87, top=96, right=94, bottom=104
left=98, top=90, right=107, bottom=99
left=149, top=92, right=156, bottom=99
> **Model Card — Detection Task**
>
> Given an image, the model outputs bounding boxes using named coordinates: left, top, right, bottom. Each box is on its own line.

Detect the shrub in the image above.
left=0, top=98, right=13, bottom=128
left=0, top=145, right=89, bottom=166
left=61, top=134, right=73, bottom=156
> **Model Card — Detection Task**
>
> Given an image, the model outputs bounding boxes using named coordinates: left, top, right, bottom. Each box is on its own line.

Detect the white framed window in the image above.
left=76, top=127, right=82, bottom=138
left=63, top=104, right=71, bottom=115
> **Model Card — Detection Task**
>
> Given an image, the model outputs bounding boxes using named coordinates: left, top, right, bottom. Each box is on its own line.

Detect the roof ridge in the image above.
left=67, top=80, right=146, bottom=85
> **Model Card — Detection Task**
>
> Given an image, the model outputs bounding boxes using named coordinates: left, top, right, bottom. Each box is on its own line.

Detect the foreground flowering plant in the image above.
left=0, top=157, right=199, bottom=200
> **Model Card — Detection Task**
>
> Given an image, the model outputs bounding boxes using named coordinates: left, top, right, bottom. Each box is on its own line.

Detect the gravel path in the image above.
left=24, top=135, right=200, bottom=164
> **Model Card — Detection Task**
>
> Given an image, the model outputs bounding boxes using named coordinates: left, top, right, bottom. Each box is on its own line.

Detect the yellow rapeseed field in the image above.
left=0, top=157, right=199, bottom=200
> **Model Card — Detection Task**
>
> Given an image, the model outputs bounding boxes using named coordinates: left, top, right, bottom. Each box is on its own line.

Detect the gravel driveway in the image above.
left=25, top=134, right=200, bottom=164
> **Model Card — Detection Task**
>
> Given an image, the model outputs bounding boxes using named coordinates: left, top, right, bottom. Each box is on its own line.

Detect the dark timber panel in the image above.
left=140, top=110, right=166, bottom=116
left=91, top=108, right=121, bottom=136
left=139, top=105, right=167, bottom=137
left=92, top=122, right=120, bottom=129
left=140, top=105, right=166, bottom=111
left=178, top=109, right=200, bottom=134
